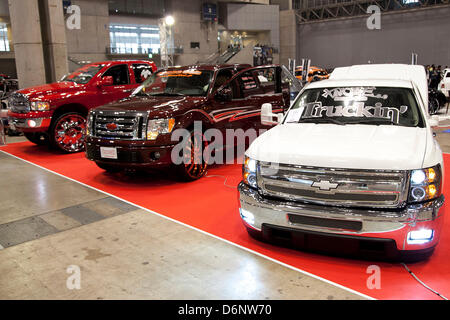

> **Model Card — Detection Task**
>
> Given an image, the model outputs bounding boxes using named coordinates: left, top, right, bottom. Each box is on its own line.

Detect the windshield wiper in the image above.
left=148, top=92, right=186, bottom=97
left=132, top=91, right=149, bottom=97
left=298, top=118, right=346, bottom=126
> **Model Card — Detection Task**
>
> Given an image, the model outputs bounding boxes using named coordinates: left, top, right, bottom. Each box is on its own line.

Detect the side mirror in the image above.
left=261, top=103, right=283, bottom=126
left=215, top=86, right=232, bottom=102
left=429, top=115, right=439, bottom=127
left=98, top=76, right=114, bottom=87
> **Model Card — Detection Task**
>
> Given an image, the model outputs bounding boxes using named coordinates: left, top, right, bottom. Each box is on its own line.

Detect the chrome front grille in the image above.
left=92, top=110, right=146, bottom=140
left=8, top=93, right=30, bottom=113
left=257, top=162, right=409, bottom=208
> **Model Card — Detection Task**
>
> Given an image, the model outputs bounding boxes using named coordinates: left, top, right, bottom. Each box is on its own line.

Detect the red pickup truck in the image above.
left=7, top=60, right=157, bottom=152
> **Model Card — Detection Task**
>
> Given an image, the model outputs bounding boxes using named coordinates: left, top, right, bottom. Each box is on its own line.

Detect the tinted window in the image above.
left=212, top=68, right=233, bottom=93
left=63, top=64, right=104, bottom=84
left=103, top=64, right=130, bottom=85
left=286, top=86, right=424, bottom=128
left=134, top=69, right=213, bottom=96
left=255, top=67, right=276, bottom=85
left=132, top=64, right=153, bottom=83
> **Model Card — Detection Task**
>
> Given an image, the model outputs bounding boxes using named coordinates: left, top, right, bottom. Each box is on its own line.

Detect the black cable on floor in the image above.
left=401, top=263, right=448, bottom=300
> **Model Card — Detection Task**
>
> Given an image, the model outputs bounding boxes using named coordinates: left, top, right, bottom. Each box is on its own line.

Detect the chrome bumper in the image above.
left=238, top=182, right=445, bottom=252
left=8, top=117, right=51, bottom=130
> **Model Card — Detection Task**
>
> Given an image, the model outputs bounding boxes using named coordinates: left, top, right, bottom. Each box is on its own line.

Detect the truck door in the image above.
left=98, top=64, right=136, bottom=105
left=210, top=66, right=286, bottom=133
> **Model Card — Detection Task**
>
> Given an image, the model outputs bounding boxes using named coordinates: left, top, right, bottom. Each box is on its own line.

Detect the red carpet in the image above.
left=1, top=141, right=449, bottom=300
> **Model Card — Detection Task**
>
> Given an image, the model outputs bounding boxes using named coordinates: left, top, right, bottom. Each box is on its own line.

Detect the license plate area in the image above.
left=100, top=147, right=118, bottom=159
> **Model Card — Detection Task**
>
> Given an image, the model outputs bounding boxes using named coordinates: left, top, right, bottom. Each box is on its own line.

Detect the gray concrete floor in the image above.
left=0, top=135, right=364, bottom=300
left=1, top=113, right=450, bottom=300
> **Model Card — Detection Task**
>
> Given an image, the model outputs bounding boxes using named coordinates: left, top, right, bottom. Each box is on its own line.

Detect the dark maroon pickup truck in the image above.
left=85, top=64, right=291, bottom=180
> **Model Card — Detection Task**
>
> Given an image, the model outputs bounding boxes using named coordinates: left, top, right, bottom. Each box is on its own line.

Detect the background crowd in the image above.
left=426, top=64, right=448, bottom=90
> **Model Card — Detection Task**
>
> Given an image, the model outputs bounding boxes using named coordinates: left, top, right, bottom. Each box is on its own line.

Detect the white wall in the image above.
left=297, top=7, right=450, bottom=68
left=224, top=3, right=279, bottom=49
left=170, top=0, right=220, bottom=66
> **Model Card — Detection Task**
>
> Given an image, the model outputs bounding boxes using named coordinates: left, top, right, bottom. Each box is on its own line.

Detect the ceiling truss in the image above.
left=294, top=0, right=450, bottom=24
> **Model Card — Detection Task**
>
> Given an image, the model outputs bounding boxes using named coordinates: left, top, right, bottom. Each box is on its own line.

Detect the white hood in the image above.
left=247, top=123, right=429, bottom=170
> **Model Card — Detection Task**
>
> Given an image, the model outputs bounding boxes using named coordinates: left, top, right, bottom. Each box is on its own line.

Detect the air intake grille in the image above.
left=92, top=110, right=146, bottom=140
left=8, top=93, right=30, bottom=113
left=258, top=162, right=409, bottom=208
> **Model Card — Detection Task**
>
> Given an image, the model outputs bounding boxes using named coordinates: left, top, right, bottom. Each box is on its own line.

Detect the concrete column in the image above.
left=39, top=0, right=69, bottom=83
left=279, top=10, right=297, bottom=67
left=8, top=0, right=46, bottom=88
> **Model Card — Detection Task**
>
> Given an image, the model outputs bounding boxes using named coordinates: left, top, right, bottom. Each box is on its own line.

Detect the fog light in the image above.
left=407, top=229, right=434, bottom=244
left=240, top=208, right=255, bottom=225
left=151, top=151, right=161, bottom=160
left=27, top=120, right=37, bottom=128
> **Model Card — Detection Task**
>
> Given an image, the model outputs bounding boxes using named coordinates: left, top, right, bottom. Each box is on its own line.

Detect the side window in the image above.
left=132, top=64, right=153, bottom=84
left=237, top=71, right=259, bottom=98
left=212, top=68, right=234, bottom=93
left=102, top=64, right=129, bottom=85
left=255, top=68, right=275, bottom=86
left=446, top=72, right=450, bottom=78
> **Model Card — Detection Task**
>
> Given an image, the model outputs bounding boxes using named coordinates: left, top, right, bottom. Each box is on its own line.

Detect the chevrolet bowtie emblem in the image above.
left=311, top=180, right=339, bottom=191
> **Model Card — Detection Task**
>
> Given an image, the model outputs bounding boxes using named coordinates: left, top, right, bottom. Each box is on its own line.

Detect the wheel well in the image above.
left=50, top=104, right=88, bottom=127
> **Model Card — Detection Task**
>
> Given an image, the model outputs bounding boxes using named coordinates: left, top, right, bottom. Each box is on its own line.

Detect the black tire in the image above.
left=49, top=112, right=86, bottom=153
left=24, top=132, right=48, bottom=146
left=436, top=91, right=447, bottom=107
left=429, top=97, right=439, bottom=115
left=95, top=162, right=122, bottom=173
left=174, top=129, right=209, bottom=181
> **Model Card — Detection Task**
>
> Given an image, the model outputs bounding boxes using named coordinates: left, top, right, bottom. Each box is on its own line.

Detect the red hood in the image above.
left=95, top=95, right=208, bottom=119
left=17, top=81, right=85, bottom=100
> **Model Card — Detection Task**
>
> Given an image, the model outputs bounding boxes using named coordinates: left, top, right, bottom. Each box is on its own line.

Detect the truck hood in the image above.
left=95, top=95, right=207, bottom=118
left=17, top=81, right=85, bottom=100
left=247, top=123, right=429, bottom=170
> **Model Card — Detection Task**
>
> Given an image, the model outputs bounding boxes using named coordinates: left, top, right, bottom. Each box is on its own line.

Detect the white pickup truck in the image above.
left=438, top=68, right=450, bottom=98
left=238, top=64, right=445, bottom=261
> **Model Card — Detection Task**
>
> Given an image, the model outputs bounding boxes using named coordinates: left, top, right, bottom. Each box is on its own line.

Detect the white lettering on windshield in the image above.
left=322, top=87, right=388, bottom=101
left=301, top=102, right=408, bottom=124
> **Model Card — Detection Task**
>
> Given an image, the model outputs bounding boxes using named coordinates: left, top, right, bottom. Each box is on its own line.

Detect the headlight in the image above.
left=243, top=155, right=258, bottom=188
left=409, top=165, right=442, bottom=203
left=30, top=101, right=50, bottom=111
left=146, top=118, right=175, bottom=140
left=86, top=111, right=94, bottom=136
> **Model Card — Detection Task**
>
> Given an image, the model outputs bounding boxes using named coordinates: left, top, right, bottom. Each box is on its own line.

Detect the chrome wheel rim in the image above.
left=183, top=131, right=208, bottom=179
left=54, top=114, right=86, bottom=152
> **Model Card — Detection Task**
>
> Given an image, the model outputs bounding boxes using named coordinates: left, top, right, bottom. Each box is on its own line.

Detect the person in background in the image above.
left=430, top=65, right=440, bottom=90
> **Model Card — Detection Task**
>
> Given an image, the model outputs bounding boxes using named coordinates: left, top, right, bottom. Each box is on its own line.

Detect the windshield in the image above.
left=133, top=69, right=213, bottom=97
left=62, top=64, right=104, bottom=84
left=285, top=86, right=424, bottom=127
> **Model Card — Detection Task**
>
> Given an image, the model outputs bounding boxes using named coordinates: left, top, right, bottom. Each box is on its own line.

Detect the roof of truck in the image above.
left=329, top=64, right=426, bottom=82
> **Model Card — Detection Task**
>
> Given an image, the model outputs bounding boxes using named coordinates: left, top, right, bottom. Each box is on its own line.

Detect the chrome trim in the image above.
left=8, top=117, right=50, bottom=128
left=91, top=110, right=147, bottom=140
left=257, top=162, right=409, bottom=208
left=239, top=182, right=445, bottom=251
